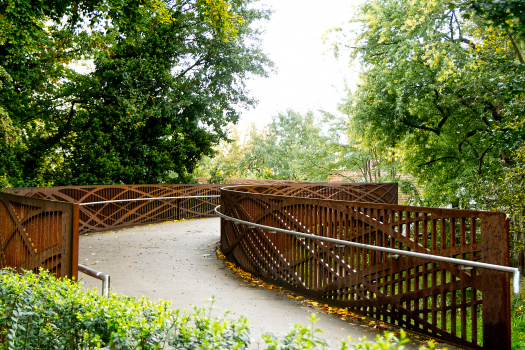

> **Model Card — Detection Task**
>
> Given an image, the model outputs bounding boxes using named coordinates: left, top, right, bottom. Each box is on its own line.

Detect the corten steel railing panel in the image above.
left=0, top=192, right=78, bottom=280
left=226, top=183, right=398, bottom=203
left=4, top=183, right=397, bottom=234
left=5, top=185, right=222, bottom=234
left=220, top=187, right=510, bottom=350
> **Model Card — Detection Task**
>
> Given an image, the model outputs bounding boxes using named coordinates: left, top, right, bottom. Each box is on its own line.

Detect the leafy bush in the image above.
left=511, top=278, right=525, bottom=350
left=0, top=268, right=439, bottom=349
left=262, top=314, right=439, bottom=350
left=0, top=268, right=249, bottom=349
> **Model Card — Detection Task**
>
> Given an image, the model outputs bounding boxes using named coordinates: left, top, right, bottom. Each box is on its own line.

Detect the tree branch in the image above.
left=478, top=147, right=491, bottom=175
left=433, top=89, right=450, bottom=130
left=174, top=56, right=207, bottom=80
left=458, top=128, right=486, bottom=153
left=418, top=156, right=457, bottom=167
left=509, top=33, right=524, bottom=64
left=400, top=114, right=441, bottom=135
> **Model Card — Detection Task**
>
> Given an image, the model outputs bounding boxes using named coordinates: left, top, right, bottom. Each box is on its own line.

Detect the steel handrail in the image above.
left=214, top=205, right=521, bottom=294
left=79, top=195, right=221, bottom=206
left=78, top=264, right=111, bottom=297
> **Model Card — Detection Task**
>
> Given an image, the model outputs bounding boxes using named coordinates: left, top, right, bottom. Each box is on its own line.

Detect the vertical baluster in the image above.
left=350, top=207, right=355, bottom=270
left=451, top=288, right=457, bottom=336
left=461, top=286, right=467, bottom=340
left=432, top=219, right=437, bottom=251
left=414, top=213, right=420, bottom=246
left=313, top=204, right=318, bottom=290
left=451, top=217, right=456, bottom=248
left=423, top=214, right=428, bottom=250
left=440, top=218, right=446, bottom=250
left=460, top=217, right=466, bottom=246
left=329, top=205, right=335, bottom=285
left=298, top=203, right=304, bottom=285
left=441, top=270, right=447, bottom=333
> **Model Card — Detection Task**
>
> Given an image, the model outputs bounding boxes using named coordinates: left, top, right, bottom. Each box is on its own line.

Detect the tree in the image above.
left=244, top=110, right=339, bottom=181
left=194, top=123, right=263, bottom=180
left=0, top=0, right=273, bottom=186
left=195, top=110, right=345, bottom=182
left=463, top=0, right=525, bottom=40
left=328, top=0, right=525, bottom=206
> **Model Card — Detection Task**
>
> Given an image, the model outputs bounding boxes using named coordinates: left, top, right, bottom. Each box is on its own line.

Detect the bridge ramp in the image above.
left=79, top=218, right=455, bottom=349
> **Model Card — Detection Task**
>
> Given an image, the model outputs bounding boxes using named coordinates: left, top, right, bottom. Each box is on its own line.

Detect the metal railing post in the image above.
left=78, top=264, right=111, bottom=297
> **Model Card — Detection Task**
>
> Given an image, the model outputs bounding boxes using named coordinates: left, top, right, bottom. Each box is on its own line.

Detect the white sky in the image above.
left=239, top=0, right=364, bottom=128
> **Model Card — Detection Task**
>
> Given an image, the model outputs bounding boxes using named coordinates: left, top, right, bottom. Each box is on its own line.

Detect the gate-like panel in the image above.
left=0, top=192, right=78, bottom=279
left=220, top=187, right=510, bottom=349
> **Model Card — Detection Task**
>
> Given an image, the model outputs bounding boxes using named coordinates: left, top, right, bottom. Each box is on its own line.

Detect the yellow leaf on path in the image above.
left=215, top=247, right=361, bottom=323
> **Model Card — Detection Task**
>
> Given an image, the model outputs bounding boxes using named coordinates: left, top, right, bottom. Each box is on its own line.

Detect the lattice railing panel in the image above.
left=5, top=182, right=396, bottom=234
left=0, top=192, right=78, bottom=279
left=229, top=183, right=398, bottom=204
left=5, top=185, right=223, bottom=234
left=221, top=186, right=510, bottom=349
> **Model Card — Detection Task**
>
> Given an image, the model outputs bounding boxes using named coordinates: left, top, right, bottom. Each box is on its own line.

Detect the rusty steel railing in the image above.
left=0, top=192, right=78, bottom=280
left=4, top=183, right=398, bottom=234
left=4, top=184, right=223, bottom=234
left=215, top=205, right=520, bottom=294
left=219, top=185, right=511, bottom=350
left=225, top=183, right=398, bottom=202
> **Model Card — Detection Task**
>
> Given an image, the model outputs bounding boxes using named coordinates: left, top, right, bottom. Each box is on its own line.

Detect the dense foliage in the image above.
left=0, top=268, right=432, bottom=349
left=326, top=0, right=524, bottom=205
left=0, top=269, right=251, bottom=349
left=512, top=279, right=525, bottom=350
left=0, top=0, right=273, bottom=187
left=198, top=110, right=341, bottom=181
left=195, top=109, right=404, bottom=184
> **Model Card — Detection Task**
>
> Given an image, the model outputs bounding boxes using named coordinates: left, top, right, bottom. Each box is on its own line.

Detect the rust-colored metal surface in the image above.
left=220, top=185, right=510, bottom=349
left=5, top=182, right=397, bottom=234
left=226, top=182, right=398, bottom=203
left=5, top=185, right=222, bottom=234
left=0, top=192, right=77, bottom=279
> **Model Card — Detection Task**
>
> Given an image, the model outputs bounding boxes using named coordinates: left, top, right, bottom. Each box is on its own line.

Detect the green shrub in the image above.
left=0, top=268, right=439, bottom=349
left=0, top=268, right=249, bottom=349
left=511, top=277, right=525, bottom=350
left=262, top=313, right=439, bottom=350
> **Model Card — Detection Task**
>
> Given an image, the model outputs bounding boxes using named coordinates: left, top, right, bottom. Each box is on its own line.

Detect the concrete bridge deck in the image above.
left=78, top=218, right=455, bottom=349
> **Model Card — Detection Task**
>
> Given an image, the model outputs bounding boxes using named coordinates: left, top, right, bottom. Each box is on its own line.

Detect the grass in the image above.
left=512, top=277, right=525, bottom=350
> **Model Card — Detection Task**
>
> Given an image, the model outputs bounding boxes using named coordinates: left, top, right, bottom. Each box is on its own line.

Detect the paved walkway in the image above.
left=78, top=218, right=455, bottom=349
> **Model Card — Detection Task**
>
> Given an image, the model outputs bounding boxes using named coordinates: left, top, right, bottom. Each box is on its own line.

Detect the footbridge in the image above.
left=1, top=181, right=516, bottom=349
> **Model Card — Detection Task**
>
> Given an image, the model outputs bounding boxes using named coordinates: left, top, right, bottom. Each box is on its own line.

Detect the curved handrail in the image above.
left=214, top=205, right=520, bottom=294
left=79, top=195, right=220, bottom=206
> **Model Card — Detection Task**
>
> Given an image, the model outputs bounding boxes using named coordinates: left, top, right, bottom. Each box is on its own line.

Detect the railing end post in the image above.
left=514, top=268, right=521, bottom=294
